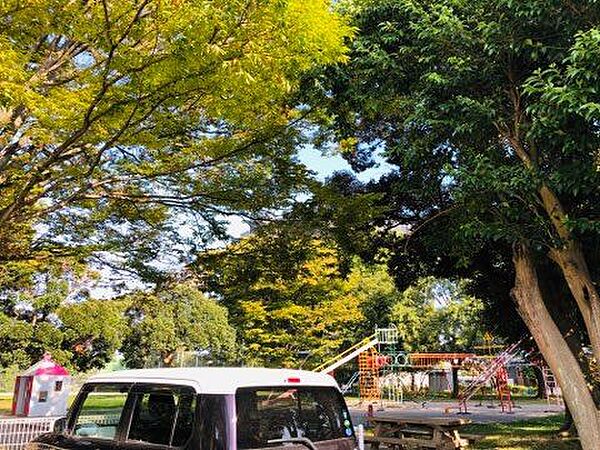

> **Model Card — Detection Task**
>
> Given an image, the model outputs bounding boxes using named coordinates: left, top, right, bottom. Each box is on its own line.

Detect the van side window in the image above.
left=72, top=384, right=129, bottom=440
left=127, top=386, right=196, bottom=447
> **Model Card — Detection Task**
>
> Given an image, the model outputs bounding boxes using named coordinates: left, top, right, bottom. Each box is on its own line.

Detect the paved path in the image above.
left=348, top=399, right=564, bottom=426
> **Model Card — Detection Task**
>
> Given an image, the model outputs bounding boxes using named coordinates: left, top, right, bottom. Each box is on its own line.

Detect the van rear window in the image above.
left=236, top=387, right=353, bottom=449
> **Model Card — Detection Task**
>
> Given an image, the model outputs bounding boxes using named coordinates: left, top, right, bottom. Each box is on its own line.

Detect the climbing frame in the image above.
left=358, top=347, right=381, bottom=401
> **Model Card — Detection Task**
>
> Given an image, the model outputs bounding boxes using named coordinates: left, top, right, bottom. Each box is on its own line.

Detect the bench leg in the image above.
left=432, top=428, right=464, bottom=450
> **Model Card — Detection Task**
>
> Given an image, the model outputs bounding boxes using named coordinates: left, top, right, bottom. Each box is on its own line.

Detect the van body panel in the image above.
left=88, top=368, right=339, bottom=395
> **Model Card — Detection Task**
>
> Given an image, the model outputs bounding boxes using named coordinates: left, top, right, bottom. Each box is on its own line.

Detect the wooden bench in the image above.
left=367, top=413, right=475, bottom=449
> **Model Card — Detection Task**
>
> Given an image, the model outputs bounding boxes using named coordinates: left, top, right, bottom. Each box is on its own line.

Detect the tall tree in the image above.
left=0, top=0, right=351, bottom=280
left=0, top=274, right=127, bottom=370
left=391, top=277, right=484, bottom=353
left=59, top=299, right=128, bottom=371
left=195, top=227, right=400, bottom=367
left=305, top=0, right=600, bottom=444
left=121, top=282, right=236, bottom=368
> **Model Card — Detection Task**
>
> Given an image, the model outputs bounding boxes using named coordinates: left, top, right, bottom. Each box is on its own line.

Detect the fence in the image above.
left=78, top=414, right=120, bottom=426
left=0, top=417, right=58, bottom=450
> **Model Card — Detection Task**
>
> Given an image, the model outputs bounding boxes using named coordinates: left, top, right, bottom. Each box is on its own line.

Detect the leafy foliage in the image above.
left=59, top=299, right=128, bottom=371
left=301, top=0, right=600, bottom=340
left=121, top=282, right=236, bottom=368
left=390, top=277, right=484, bottom=352
left=196, top=229, right=400, bottom=367
left=302, top=1, right=600, bottom=437
left=0, top=0, right=351, bottom=281
left=0, top=275, right=127, bottom=370
left=0, top=275, right=237, bottom=371
left=307, top=0, right=600, bottom=251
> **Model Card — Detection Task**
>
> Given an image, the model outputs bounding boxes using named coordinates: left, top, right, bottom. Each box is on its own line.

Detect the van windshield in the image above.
left=236, top=387, right=353, bottom=449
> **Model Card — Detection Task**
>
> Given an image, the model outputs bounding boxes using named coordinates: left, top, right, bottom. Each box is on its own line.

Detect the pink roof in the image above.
left=23, top=353, right=69, bottom=377
left=33, top=365, right=69, bottom=376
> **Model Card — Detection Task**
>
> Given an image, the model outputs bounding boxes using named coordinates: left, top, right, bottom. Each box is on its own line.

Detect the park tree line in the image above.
left=0, top=222, right=486, bottom=373
left=0, top=277, right=236, bottom=371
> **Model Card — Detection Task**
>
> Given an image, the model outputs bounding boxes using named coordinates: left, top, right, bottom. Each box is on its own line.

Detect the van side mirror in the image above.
left=53, top=417, right=67, bottom=433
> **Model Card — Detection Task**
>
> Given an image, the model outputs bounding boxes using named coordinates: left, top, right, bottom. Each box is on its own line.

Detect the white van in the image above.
left=29, top=368, right=357, bottom=450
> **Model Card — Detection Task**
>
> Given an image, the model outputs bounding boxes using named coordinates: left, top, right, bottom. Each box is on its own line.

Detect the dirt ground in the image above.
left=347, top=398, right=565, bottom=426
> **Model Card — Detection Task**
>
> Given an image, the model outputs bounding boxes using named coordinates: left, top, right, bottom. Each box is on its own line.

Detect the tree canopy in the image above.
left=0, top=275, right=127, bottom=370
left=121, top=282, right=236, bottom=368
left=303, top=0, right=600, bottom=444
left=391, top=277, right=484, bottom=352
left=195, top=225, right=401, bottom=367
left=0, top=0, right=351, bottom=283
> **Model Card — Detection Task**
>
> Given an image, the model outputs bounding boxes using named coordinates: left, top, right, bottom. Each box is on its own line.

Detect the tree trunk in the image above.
left=533, top=366, right=546, bottom=400
left=512, top=243, right=600, bottom=450
left=162, top=351, right=176, bottom=367
left=506, top=133, right=600, bottom=361
left=451, top=367, right=459, bottom=399
left=537, top=184, right=600, bottom=361
left=548, top=241, right=600, bottom=361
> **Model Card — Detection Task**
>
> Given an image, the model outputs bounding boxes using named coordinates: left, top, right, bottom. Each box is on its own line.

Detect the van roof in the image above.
left=88, top=367, right=339, bottom=394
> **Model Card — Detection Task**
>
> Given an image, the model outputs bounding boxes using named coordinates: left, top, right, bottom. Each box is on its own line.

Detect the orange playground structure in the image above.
left=314, top=328, right=560, bottom=413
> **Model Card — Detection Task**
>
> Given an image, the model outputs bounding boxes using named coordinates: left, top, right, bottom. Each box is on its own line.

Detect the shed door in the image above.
left=14, top=376, right=32, bottom=416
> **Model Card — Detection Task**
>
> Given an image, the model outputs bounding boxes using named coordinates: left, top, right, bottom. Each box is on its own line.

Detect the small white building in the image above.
left=12, top=353, right=71, bottom=417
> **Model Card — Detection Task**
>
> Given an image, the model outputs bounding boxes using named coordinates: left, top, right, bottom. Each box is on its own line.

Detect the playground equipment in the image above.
left=316, top=327, right=477, bottom=404
left=12, top=353, right=71, bottom=417
left=541, top=364, right=563, bottom=406
left=494, top=366, right=512, bottom=413
left=314, top=334, right=380, bottom=374
left=314, top=327, right=543, bottom=413
left=0, top=354, right=72, bottom=450
left=358, top=348, right=380, bottom=401
left=457, top=339, right=523, bottom=414
left=408, top=353, right=474, bottom=368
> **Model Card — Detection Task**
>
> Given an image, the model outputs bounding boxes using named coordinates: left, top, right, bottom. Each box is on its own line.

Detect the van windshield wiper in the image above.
left=267, top=437, right=318, bottom=450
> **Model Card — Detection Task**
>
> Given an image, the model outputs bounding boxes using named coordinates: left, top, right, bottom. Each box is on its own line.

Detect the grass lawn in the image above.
left=79, top=394, right=126, bottom=410
left=0, top=395, right=11, bottom=414
left=0, top=393, right=125, bottom=415
left=465, top=415, right=581, bottom=450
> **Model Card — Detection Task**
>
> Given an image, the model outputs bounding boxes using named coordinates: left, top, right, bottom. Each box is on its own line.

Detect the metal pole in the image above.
left=356, top=424, right=364, bottom=450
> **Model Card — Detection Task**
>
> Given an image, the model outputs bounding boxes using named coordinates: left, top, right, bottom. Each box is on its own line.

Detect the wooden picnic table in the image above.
left=366, top=413, right=474, bottom=450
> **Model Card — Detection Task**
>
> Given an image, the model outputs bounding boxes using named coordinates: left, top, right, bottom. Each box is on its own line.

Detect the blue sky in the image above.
left=297, top=146, right=395, bottom=182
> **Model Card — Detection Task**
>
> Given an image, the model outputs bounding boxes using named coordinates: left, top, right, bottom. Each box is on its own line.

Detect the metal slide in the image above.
left=314, top=334, right=379, bottom=373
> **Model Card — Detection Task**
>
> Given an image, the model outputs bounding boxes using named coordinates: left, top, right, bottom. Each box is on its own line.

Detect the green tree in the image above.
left=343, top=257, right=400, bottom=337
left=121, top=282, right=236, bottom=368
left=391, top=277, right=484, bottom=352
left=305, top=0, right=600, bottom=442
left=198, top=236, right=360, bottom=367
left=58, top=299, right=128, bottom=371
left=0, top=274, right=127, bottom=370
left=196, top=225, right=400, bottom=367
left=0, top=0, right=351, bottom=280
